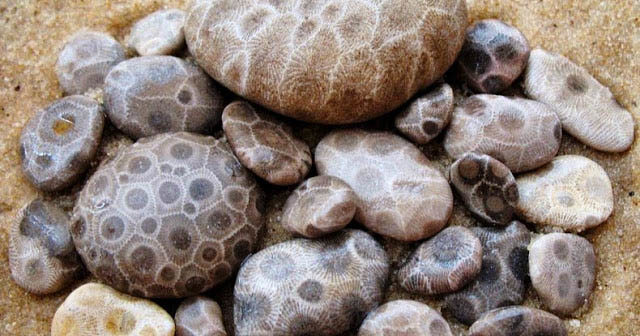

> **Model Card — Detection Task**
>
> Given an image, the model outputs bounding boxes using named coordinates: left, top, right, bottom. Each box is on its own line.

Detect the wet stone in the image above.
left=469, top=306, right=567, bottom=336
left=358, top=300, right=453, bottom=336
left=395, top=83, right=454, bottom=144
left=175, top=296, right=227, bottom=336
left=127, top=9, right=186, bottom=56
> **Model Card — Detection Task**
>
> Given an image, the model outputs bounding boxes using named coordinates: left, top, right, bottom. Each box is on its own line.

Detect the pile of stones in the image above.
left=9, top=1, right=634, bottom=336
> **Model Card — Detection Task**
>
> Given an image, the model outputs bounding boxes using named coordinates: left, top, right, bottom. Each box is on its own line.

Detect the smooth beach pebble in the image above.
left=524, top=48, right=634, bottom=152
left=282, top=175, right=358, bottom=238
left=315, top=129, right=453, bottom=241
left=222, top=101, right=312, bottom=186
left=56, top=31, right=126, bottom=94
left=127, top=9, right=186, bottom=56
left=51, top=283, right=174, bottom=336
left=444, top=221, right=531, bottom=325
left=233, top=229, right=389, bottom=336
left=20, top=95, right=104, bottom=191
left=450, top=153, right=519, bottom=225
left=9, top=199, right=82, bottom=295
left=358, top=300, right=452, bottom=336
left=175, top=296, right=227, bottom=336
left=104, top=56, right=225, bottom=139
left=184, top=0, right=467, bottom=124
left=457, top=19, right=530, bottom=93
left=395, top=83, right=454, bottom=144
left=516, top=155, right=613, bottom=232
left=72, top=132, right=264, bottom=298
left=444, top=94, right=561, bottom=173
left=529, top=233, right=596, bottom=315
left=397, top=226, right=482, bottom=295
left=469, top=306, right=567, bottom=336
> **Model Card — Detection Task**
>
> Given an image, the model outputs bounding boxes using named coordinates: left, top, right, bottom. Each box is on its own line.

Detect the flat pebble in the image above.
left=104, top=55, right=225, bottom=139
left=222, top=101, right=312, bottom=186
left=457, top=19, right=530, bottom=93
left=444, top=221, right=531, bottom=325
left=469, top=306, right=567, bottom=336
left=9, top=199, right=82, bottom=295
left=524, top=48, right=634, bottom=152
left=529, top=233, right=596, bottom=315
left=175, top=296, right=227, bottom=336
left=234, top=229, right=389, bottom=336
left=72, top=132, right=264, bottom=298
left=20, top=95, right=104, bottom=191
left=282, top=175, right=358, bottom=238
left=315, top=129, right=453, bottom=241
left=395, top=83, right=454, bottom=144
left=516, top=155, right=613, bottom=232
left=450, top=153, right=519, bottom=225
left=444, top=94, right=561, bottom=173
left=128, top=9, right=186, bottom=56
left=51, top=283, right=174, bottom=336
left=56, top=31, right=126, bottom=94
left=397, top=226, right=482, bottom=295
left=358, top=300, right=452, bottom=336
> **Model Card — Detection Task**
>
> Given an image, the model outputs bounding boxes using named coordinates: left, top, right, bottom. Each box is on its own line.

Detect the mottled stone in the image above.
left=127, top=9, right=186, bottom=56
left=176, top=296, right=227, bottom=336
left=395, top=83, right=454, bottom=144
left=358, top=300, right=452, bottom=336
left=469, top=306, right=567, bottom=336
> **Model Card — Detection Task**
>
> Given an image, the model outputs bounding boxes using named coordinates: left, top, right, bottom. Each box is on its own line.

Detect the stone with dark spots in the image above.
left=358, top=300, right=453, bottom=336
left=469, top=306, right=567, bottom=336
left=395, top=83, right=454, bottom=144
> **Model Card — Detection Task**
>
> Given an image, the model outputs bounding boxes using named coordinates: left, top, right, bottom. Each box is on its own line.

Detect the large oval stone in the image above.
left=184, top=0, right=467, bottom=124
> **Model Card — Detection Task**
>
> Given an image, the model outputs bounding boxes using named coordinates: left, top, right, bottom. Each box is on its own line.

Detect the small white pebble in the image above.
left=127, top=9, right=186, bottom=56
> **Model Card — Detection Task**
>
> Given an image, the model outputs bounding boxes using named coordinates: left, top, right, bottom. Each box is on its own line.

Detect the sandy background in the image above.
left=0, top=0, right=638, bottom=335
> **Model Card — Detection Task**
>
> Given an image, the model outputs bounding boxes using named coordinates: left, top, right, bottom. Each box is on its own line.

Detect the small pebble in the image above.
left=127, top=9, right=186, bottom=56
left=9, top=199, right=82, bottom=295
left=222, top=101, right=312, bottom=186
left=104, top=56, right=225, bottom=139
left=51, top=283, right=174, bottom=336
left=20, top=95, right=104, bottom=191
left=529, top=233, right=596, bottom=315
left=56, top=31, right=126, bottom=94
left=444, top=94, right=561, bottom=173
left=175, top=296, right=227, bottom=336
left=457, top=19, right=530, bottom=93
left=395, top=83, right=454, bottom=144
left=516, top=155, right=613, bottom=232
left=358, top=300, right=453, bottom=336
left=450, top=153, right=519, bottom=225
left=469, top=306, right=567, bottom=336
left=234, top=229, right=389, bottom=336
left=282, top=175, right=358, bottom=238
left=524, top=48, right=634, bottom=152
left=315, top=129, right=453, bottom=241
left=397, top=226, right=482, bottom=295
left=445, top=221, right=531, bottom=325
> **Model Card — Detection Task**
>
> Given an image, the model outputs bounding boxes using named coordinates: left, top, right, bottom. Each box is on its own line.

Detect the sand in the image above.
left=0, top=0, right=638, bottom=335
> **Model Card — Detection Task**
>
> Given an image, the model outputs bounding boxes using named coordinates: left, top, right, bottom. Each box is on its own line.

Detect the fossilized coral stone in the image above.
left=358, top=300, right=453, bottom=336
left=51, top=283, right=175, bottom=336
left=524, top=48, right=634, bottom=152
left=176, top=296, right=227, bottom=336
left=395, top=83, right=454, bottom=144
left=234, top=229, right=389, bottom=336
left=516, top=155, right=613, bottom=232
left=185, top=0, right=468, bottom=124
left=72, top=132, right=264, bottom=298
left=127, top=9, right=186, bottom=56
left=469, top=306, right=567, bottom=336
left=315, top=129, right=453, bottom=241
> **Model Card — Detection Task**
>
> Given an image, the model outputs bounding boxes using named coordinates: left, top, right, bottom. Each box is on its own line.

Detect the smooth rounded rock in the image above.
left=444, top=94, right=562, bottom=173
left=9, top=199, right=82, bottom=295
left=524, top=48, right=634, bottom=152
left=457, top=19, right=530, bottom=93
left=72, top=132, right=264, bottom=298
left=222, top=101, right=312, bottom=186
left=127, top=9, right=186, bottom=56
left=20, top=95, right=104, bottom=191
left=176, top=296, right=227, bottom=336
left=51, top=283, right=175, bottom=336
left=469, top=306, right=567, bottom=336
left=233, top=229, right=389, bottom=336
left=282, top=175, right=358, bottom=238
left=516, top=155, right=613, bottom=232
left=529, top=233, right=596, bottom=315
left=397, top=226, right=482, bottom=295
left=184, top=0, right=468, bottom=124
left=104, top=56, right=225, bottom=139
left=358, top=300, right=452, bottom=336
left=450, top=153, right=519, bottom=225
left=395, top=83, right=454, bottom=144
left=315, top=129, right=453, bottom=241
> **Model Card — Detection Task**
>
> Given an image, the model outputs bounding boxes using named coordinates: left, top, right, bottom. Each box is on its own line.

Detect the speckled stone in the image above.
left=358, top=300, right=453, bottom=336
left=175, top=296, right=227, bottom=336
left=395, top=83, right=454, bottom=144
left=469, top=306, right=567, bottom=336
